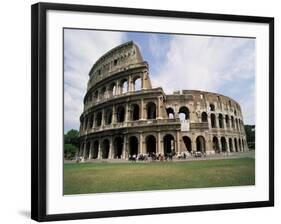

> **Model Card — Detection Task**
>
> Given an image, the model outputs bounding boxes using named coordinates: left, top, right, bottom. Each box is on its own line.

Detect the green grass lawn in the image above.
left=63, top=158, right=255, bottom=195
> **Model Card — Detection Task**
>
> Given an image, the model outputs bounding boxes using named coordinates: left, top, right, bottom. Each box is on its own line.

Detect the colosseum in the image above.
left=78, top=41, right=248, bottom=160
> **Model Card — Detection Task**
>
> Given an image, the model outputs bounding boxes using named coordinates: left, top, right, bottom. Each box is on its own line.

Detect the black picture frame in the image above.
left=31, top=2, right=274, bottom=222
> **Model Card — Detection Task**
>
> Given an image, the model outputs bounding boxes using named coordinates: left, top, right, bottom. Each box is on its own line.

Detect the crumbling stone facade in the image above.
left=78, top=41, right=248, bottom=159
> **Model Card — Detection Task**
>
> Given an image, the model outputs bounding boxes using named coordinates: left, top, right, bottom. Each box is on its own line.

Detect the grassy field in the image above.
left=64, top=158, right=255, bottom=195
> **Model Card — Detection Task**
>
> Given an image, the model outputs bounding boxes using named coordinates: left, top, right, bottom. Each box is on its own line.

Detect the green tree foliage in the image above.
left=244, top=125, right=255, bottom=149
left=64, top=129, right=79, bottom=159
left=64, top=143, right=77, bottom=160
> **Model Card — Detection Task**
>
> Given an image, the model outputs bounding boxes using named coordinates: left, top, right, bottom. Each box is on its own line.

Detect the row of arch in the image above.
left=81, top=102, right=157, bottom=130
left=85, top=75, right=143, bottom=105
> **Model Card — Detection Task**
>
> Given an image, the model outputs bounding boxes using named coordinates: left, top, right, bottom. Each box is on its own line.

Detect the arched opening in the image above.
left=129, top=136, right=138, bottom=156
left=229, top=138, right=234, bottom=152
left=211, top=113, right=216, bottom=128
left=84, top=118, right=88, bottom=130
left=163, top=134, right=175, bottom=154
left=221, top=137, right=227, bottom=152
left=231, top=116, right=235, bottom=129
left=116, top=105, right=125, bottom=122
left=88, top=115, right=94, bottom=129
left=213, top=136, right=220, bottom=153
left=109, top=83, right=116, bottom=97
left=101, top=86, right=107, bottom=99
left=179, top=106, right=190, bottom=121
left=146, top=135, right=156, bottom=154
left=105, top=109, right=112, bottom=125
left=133, top=77, right=142, bottom=91
left=166, top=107, right=175, bottom=119
left=131, top=104, right=139, bottom=121
left=121, top=79, right=128, bottom=94
left=147, top=102, right=156, bottom=119
left=92, top=140, right=99, bottom=159
left=196, top=136, right=205, bottom=152
left=234, top=138, right=238, bottom=152
left=85, top=142, right=91, bottom=159
left=94, top=90, right=99, bottom=101
left=238, top=139, right=242, bottom=152
left=102, top=139, right=110, bottom=159
left=219, top=114, right=224, bottom=128
left=201, top=112, right=208, bottom=122
left=236, top=118, right=239, bottom=131
left=95, top=112, right=102, bottom=127
left=234, top=110, right=237, bottom=116
left=210, top=103, right=215, bottom=111
left=114, top=137, right=123, bottom=159
left=183, top=136, right=192, bottom=152
left=225, top=115, right=230, bottom=128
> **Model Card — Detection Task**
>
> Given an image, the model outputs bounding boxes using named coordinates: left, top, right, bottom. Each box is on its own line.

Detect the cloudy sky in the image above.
left=64, top=29, right=255, bottom=132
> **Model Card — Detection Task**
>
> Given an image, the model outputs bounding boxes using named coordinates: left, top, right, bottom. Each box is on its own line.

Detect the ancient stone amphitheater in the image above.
left=78, top=41, right=248, bottom=160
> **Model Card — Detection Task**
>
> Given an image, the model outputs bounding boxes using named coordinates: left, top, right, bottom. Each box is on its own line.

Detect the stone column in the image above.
left=128, top=76, right=133, bottom=92
left=98, top=140, right=102, bottom=159
left=216, top=114, right=220, bottom=129
left=115, top=80, right=120, bottom=95
left=157, top=132, right=161, bottom=154
left=122, top=135, right=127, bottom=159
left=88, top=141, right=93, bottom=159
left=82, top=141, right=87, bottom=158
left=139, top=133, right=143, bottom=154
left=218, top=137, right=222, bottom=153
left=207, top=114, right=211, bottom=129
left=101, top=109, right=105, bottom=127
left=109, top=137, right=113, bottom=159
left=191, top=139, right=196, bottom=153
left=157, top=96, right=162, bottom=119
left=141, top=73, right=145, bottom=90
left=140, top=98, right=144, bottom=120
left=176, top=131, right=180, bottom=153
left=112, top=106, right=116, bottom=124
left=125, top=103, right=129, bottom=122
left=223, top=117, right=226, bottom=129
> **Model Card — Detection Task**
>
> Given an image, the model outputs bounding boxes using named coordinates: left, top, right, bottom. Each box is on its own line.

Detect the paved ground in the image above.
left=65, top=150, right=255, bottom=164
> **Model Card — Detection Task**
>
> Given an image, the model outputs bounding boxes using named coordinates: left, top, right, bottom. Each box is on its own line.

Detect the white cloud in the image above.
left=64, top=29, right=124, bottom=132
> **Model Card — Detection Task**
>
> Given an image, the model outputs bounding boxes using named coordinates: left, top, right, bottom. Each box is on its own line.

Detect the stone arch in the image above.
left=211, top=113, right=216, bottom=128
left=229, top=138, right=234, bottom=152
left=129, top=136, right=138, bottom=156
left=88, top=115, right=94, bottom=129
left=183, top=136, right=192, bottom=152
left=213, top=136, right=220, bottom=153
left=95, top=111, right=102, bottom=127
left=234, top=138, right=238, bottom=152
left=221, top=137, right=227, bottom=152
left=109, top=82, right=116, bottom=97
left=225, top=115, right=230, bottom=128
left=105, top=109, right=112, bottom=125
left=178, top=106, right=190, bottom=121
left=85, top=141, right=91, bottom=158
left=201, top=112, right=208, bottom=122
left=219, top=113, right=224, bottom=128
left=166, top=107, right=175, bottom=119
left=116, top=105, right=125, bottom=122
left=133, top=76, right=142, bottom=91
left=196, top=136, right=205, bottom=152
left=114, top=137, right=123, bottom=159
left=146, top=135, right=156, bottom=154
left=94, top=90, right=99, bottom=101
left=210, top=103, right=215, bottom=111
left=131, top=104, right=140, bottom=121
left=231, top=116, right=235, bottom=129
left=146, top=102, right=156, bottom=119
left=120, top=79, right=128, bottom=94
left=102, top=139, right=110, bottom=159
left=163, top=134, right=175, bottom=154
left=92, top=140, right=99, bottom=159
left=101, top=86, right=107, bottom=99
left=238, top=138, right=242, bottom=152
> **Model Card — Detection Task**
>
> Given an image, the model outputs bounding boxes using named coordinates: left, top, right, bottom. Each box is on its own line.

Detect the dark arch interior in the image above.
left=114, top=137, right=123, bottom=159
left=117, top=106, right=125, bottom=122
left=163, top=134, right=174, bottom=154
left=96, top=112, right=102, bottom=126
left=166, top=107, right=175, bottom=119
left=131, top=104, right=139, bottom=120
left=210, top=104, right=215, bottom=111
left=105, top=109, right=112, bottom=124
left=219, top=114, right=224, bottom=128
left=201, top=112, right=208, bottom=122
left=146, top=135, right=156, bottom=154
left=221, top=137, right=227, bottom=152
left=196, top=136, right=205, bottom=152
left=229, top=138, right=233, bottom=152
left=102, top=139, right=110, bottom=159
left=211, top=114, right=216, bottom=128
left=129, top=136, right=138, bottom=156
left=147, top=102, right=156, bottom=119
left=234, top=138, right=238, bottom=152
left=93, top=141, right=99, bottom=159
left=213, top=136, right=219, bottom=152
left=179, top=106, right=190, bottom=120
left=183, top=136, right=192, bottom=152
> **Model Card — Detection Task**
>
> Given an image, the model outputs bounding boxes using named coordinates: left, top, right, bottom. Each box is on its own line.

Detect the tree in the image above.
left=244, top=125, right=255, bottom=149
left=64, top=143, right=77, bottom=160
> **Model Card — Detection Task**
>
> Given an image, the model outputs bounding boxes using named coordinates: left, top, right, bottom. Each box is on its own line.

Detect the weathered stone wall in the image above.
left=78, top=41, right=248, bottom=159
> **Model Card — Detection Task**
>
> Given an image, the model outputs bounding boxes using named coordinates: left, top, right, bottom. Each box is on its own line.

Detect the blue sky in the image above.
left=64, top=29, right=255, bottom=132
